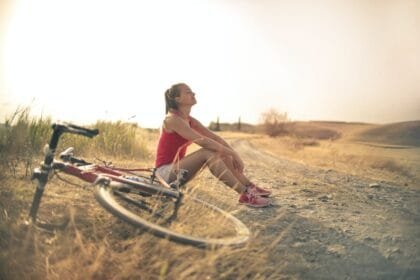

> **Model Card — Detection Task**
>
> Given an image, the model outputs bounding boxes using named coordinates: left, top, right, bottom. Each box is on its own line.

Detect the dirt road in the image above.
left=222, top=139, right=420, bottom=279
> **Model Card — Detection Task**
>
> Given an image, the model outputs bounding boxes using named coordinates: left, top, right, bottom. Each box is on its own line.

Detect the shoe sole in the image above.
left=251, top=192, right=272, bottom=197
left=254, top=193, right=271, bottom=197
left=239, top=202, right=271, bottom=208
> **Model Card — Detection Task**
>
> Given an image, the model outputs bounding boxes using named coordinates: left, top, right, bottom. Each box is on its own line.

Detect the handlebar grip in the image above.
left=52, top=123, right=99, bottom=138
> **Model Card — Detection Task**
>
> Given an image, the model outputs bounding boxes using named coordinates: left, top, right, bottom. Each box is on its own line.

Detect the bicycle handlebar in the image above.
left=43, top=123, right=99, bottom=162
left=52, top=123, right=99, bottom=138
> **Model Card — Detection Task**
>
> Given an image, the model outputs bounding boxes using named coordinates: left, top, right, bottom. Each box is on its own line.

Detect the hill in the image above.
left=209, top=119, right=420, bottom=146
left=284, top=121, right=374, bottom=140
left=210, top=120, right=374, bottom=140
left=304, top=121, right=374, bottom=138
left=352, top=120, right=420, bottom=147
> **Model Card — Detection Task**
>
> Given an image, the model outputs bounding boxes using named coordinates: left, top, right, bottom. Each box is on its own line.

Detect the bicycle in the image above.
left=28, top=123, right=250, bottom=248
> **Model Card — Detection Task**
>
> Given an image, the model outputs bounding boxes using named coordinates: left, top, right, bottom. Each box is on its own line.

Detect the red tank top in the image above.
left=155, top=114, right=193, bottom=168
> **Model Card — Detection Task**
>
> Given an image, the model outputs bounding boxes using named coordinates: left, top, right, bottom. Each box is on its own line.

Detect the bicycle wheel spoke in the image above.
left=113, top=191, right=152, bottom=213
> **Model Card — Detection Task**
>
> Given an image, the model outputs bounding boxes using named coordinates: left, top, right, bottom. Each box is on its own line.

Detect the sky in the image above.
left=1, top=0, right=419, bottom=128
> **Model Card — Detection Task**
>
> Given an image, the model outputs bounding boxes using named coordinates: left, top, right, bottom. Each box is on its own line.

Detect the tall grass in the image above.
left=0, top=107, right=156, bottom=279
left=0, top=107, right=151, bottom=178
left=57, top=121, right=151, bottom=160
left=88, top=121, right=149, bottom=159
left=0, top=107, right=52, bottom=177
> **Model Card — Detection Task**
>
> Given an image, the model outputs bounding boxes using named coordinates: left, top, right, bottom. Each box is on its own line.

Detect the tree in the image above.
left=260, top=108, right=289, bottom=137
left=209, top=116, right=221, bottom=131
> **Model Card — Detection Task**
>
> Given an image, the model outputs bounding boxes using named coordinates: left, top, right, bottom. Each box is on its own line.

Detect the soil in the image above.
left=225, top=139, right=420, bottom=279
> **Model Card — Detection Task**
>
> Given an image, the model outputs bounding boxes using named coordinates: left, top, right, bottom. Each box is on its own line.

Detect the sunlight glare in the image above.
left=4, top=0, right=264, bottom=126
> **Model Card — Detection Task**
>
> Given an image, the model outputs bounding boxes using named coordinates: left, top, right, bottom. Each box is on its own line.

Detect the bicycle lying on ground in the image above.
left=28, top=123, right=250, bottom=248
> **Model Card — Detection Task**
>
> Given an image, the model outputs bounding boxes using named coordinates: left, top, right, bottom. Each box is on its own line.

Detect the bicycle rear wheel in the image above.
left=94, top=180, right=250, bottom=248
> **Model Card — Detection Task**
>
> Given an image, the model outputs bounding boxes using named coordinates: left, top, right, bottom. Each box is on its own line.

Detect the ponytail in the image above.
left=164, top=83, right=183, bottom=114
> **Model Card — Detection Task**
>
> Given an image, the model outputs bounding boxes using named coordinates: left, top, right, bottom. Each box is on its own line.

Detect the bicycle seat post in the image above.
left=150, top=168, right=157, bottom=184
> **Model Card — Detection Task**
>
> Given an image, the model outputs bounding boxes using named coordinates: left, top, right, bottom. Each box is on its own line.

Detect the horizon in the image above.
left=1, top=104, right=418, bottom=129
left=1, top=0, right=419, bottom=128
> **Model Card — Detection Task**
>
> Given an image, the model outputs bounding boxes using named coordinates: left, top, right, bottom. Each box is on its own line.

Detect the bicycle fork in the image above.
left=28, top=164, right=52, bottom=222
left=28, top=125, right=62, bottom=223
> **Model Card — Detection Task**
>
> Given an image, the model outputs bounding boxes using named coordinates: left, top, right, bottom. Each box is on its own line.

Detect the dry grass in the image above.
left=0, top=169, right=282, bottom=280
left=0, top=108, right=152, bottom=180
left=2, top=115, right=419, bottom=279
left=250, top=135, right=420, bottom=184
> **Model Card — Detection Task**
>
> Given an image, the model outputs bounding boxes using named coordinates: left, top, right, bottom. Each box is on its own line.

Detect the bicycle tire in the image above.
left=94, top=180, right=250, bottom=248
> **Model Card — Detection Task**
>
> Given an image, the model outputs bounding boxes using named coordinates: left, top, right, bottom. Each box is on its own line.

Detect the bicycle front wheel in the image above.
left=94, top=181, right=250, bottom=248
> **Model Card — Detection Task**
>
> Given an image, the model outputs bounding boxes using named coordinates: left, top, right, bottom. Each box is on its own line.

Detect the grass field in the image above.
left=1, top=114, right=419, bottom=279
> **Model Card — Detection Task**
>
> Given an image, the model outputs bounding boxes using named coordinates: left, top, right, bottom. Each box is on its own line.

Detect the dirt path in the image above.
left=228, top=139, right=420, bottom=279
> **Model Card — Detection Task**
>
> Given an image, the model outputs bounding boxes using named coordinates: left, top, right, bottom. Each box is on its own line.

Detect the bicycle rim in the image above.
left=94, top=183, right=250, bottom=248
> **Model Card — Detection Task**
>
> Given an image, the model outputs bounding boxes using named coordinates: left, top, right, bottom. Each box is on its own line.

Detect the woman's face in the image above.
left=176, top=84, right=197, bottom=107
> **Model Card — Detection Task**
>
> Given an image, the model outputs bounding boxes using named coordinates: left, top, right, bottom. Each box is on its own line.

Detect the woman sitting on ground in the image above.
left=155, top=83, right=272, bottom=208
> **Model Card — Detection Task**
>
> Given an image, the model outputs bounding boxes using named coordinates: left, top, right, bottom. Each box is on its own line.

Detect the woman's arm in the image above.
left=165, top=116, right=240, bottom=161
left=182, top=117, right=244, bottom=172
left=190, top=117, right=230, bottom=147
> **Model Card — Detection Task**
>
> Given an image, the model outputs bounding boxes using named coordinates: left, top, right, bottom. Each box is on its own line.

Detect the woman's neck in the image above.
left=171, top=106, right=191, bottom=119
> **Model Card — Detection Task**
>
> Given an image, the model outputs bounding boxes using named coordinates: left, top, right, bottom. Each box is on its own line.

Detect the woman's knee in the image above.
left=196, top=148, right=220, bottom=162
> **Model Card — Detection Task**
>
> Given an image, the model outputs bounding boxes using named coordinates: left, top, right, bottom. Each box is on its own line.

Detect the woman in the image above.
left=155, top=83, right=271, bottom=208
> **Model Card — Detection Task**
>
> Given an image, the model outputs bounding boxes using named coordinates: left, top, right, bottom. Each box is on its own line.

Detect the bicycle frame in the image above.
left=53, top=162, right=180, bottom=197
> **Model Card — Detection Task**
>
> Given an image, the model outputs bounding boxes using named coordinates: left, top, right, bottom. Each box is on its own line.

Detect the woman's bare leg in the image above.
left=221, top=156, right=252, bottom=186
left=170, top=149, right=246, bottom=193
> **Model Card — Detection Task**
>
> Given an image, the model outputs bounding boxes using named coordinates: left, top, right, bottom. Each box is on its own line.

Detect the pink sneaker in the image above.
left=247, top=183, right=272, bottom=197
left=239, top=191, right=271, bottom=208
